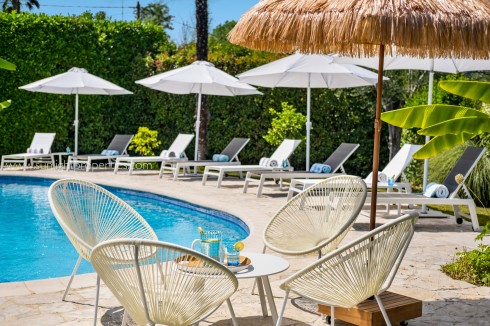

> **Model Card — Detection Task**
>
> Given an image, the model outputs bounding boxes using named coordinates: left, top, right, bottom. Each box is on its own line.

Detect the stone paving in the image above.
left=0, top=167, right=489, bottom=325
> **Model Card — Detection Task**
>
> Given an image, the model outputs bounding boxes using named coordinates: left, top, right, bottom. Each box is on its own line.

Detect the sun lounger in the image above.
left=114, top=133, right=194, bottom=174
left=202, top=139, right=302, bottom=188
left=160, top=137, right=250, bottom=180
left=287, top=143, right=421, bottom=200
left=1, top=133, right=56, bottom=171
left=66, top=134, right=134, bottom=172
left=243, top=143, right=360, bottom=197
left=370, top=146, right=485, bottom=231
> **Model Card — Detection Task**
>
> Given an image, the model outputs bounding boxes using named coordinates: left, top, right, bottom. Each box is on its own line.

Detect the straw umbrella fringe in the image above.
left=229, top=0, right=490, bottom=230
left=229, top=0, right=490, bottom=60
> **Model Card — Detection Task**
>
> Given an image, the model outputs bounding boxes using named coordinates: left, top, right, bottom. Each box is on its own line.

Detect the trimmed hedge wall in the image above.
left=0, top=12, right=389, bottom=176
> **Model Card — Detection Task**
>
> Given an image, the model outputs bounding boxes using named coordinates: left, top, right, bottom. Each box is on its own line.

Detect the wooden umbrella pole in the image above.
left=369, top=44, right=385, bottom=230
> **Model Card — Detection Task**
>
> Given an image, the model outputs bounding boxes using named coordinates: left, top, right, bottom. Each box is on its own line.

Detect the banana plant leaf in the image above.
left=0, top=58, right=15, bottom=71
left=0, top=100, right=11, bottom=110
left=413, top=133, right=475, bottom=160
left=381, top=105, right=486, bottom=129
left=439, top=80, right=490, bottom=103
left=419, top=116, right=490, bottom=136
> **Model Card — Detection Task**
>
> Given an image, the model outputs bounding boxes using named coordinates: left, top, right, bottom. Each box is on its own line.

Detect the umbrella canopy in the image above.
left=334, top=54, right=490, bottom=203
left=136, top=61, right=262, bottom=161
left=237, top=53, right=383, bottom=169
left=20, top=67, right=132, bottom=155
left=229, top=0, right=490, bottom=230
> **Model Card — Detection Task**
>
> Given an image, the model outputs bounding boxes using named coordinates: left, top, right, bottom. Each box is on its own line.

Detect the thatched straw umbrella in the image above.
left=229, top=0, right=490, bottom=230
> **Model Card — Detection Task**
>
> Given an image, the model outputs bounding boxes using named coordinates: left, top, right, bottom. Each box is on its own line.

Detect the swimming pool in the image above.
left=0, top=176, right=249, bottom=283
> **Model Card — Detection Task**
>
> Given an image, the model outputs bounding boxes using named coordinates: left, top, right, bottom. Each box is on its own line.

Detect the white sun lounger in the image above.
left=202, top=139, right=302, bottom=188
left=287, top=143, right=421, bottom=200
left=160, top=137, right=250, bottom=180
left=1, top=133, right=56, bottom=171
left=243, top=143, right=360, bottom=197
left=370, top=146, right=485, bottom=231
left=67, top=134, right=134, bottom=172
left=114, top=133, right=194, bottom=174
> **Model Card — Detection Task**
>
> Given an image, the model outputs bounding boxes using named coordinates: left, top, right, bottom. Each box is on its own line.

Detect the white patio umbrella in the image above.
left=19, top=67, right=133, bottom=155
left=334, top=54, right=490, bottom=197
left=237, top=53, right=385, bottom=169
left=135, top=61, right=262, bottom=162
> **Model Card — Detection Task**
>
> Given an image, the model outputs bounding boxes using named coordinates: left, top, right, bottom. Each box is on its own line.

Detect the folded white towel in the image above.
left=378, top=172, right=388, bottom=182
left=259, top=157, right=269, bottom=167
left=161, top=150, right=176, bottom=158
left=423, top=182, right=449, bottom=198
left=268, top=159, right=278, bottom=167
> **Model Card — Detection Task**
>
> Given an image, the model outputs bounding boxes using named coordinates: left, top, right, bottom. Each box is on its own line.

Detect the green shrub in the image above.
left=442, top=244, right=490, bottom=286
left=263, top=102, right=306, bottom=146
left=129, top=127, right=161, bottom=156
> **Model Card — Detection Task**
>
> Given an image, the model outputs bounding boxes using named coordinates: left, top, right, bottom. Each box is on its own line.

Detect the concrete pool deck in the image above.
left=0, top=167, right=489, bottom=325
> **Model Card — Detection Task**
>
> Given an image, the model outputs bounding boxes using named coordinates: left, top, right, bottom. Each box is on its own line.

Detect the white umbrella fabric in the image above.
left=136, top=61, right=262, bottom=162
left=19, top=67, right=133, bottom=155
left=237, top=53, right=384, bottom=169
left=333, top=54, right=490, bottom=195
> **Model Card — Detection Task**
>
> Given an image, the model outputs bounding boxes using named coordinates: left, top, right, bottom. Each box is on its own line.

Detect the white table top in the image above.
left=233, top=252, right=289, bottom=279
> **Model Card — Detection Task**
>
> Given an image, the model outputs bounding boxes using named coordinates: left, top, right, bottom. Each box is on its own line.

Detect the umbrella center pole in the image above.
left=369, top=44, right=385, bottom=231
left=306, top=78, right=312, bottom=170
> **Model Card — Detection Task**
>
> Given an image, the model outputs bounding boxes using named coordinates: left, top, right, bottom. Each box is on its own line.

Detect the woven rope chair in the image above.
left=48, top=179, right=158, bottom=326
left=275, top=212, right=419, bottom=326
left=91, top=238, right=239, bottom=326
left=263, top=175, right=367, bottom=257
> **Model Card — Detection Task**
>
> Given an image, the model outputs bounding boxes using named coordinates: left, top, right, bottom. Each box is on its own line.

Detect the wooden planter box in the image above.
left=318, top=291, right=422, bottom=326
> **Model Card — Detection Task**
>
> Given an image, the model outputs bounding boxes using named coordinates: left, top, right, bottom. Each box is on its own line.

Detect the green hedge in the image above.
left=0, top=13, right=390, bottom=177
left=0, top=12, right=171, bottom=155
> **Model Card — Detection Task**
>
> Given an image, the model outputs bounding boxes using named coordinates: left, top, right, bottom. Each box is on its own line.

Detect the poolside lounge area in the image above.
left=0, top=168, right=489, bottom=325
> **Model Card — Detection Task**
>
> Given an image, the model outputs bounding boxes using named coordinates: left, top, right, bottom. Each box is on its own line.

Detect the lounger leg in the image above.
left=257, top=175, right=266, bottom=198
left=93, top=275, right=100, bottom=326
left=468, top=202, right=481, bottom=231
left=375, top=294, right=392, bottom=326
left=202, top=167, right=209, bottom=185
left=225, top=298, right=239, bottom=326
left=173, top=164, right=180, bottom=181
left=121, top=309, right=129, bottom=326
left=23, top=157, right=27, bottom=171
left=51, top=154, right=55, bottom=168
left=114, top=159, right=119, bottom=174
left=86, top=159, right=92, bottom=172
left=217, top=170, right=224, bottom=188
left=0, top=157, right=3, bottom=170
left=129, top=161, right=134, bottom=175
left=243, top=173, right=249, bottom=193
left=62, top=255, right=82, bottom=300
left=275, top=289, right=289, bottom=326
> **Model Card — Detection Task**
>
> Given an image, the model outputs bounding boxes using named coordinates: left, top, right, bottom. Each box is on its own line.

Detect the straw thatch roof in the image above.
left=229, top=0, right=490, bottom=59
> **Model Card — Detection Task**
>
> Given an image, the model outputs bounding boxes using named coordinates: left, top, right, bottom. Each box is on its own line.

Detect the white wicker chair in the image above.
left=91, top=239, right=239, bottom=326
left=263, top=175, right=367, bottom=257
left=48, top=179, right=158, bottom=326
left=275, top=212, right=419, bottom=326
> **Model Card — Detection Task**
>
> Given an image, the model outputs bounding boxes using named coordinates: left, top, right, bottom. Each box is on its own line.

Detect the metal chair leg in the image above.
left=62, top=255, right=82, bottom=301
left=375, top=294, right=392, bottom=326
left=275, top=289, right=289, bottom=326
left=93, top=275, right=101, bottom=326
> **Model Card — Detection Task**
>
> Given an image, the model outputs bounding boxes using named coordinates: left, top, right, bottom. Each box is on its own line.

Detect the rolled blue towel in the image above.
left=212, top=154, right=220, bottom=162
left=101, top=149, right=119, bottom=156
left=218, top=154, right=229, bottom=162
left=310, top=163, right=320, bottom=173
left=318, top=164, right=331, bottom=173
left=423, top=182, right=449, bottom=198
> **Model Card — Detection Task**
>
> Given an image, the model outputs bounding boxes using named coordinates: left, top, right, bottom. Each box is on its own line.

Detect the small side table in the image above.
left=234, top=252, right=289, bottom=324
left=52, top=152, right=73, bottom=165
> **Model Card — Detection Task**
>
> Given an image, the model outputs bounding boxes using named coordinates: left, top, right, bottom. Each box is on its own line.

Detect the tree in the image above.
left=2, top=0, right=39, bottom=12
left=138, top=1, right=173, bottom=30
left=195, top=0, right=209, bottom=159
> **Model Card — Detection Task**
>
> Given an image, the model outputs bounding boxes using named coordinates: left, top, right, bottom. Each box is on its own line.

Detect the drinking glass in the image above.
left=226, top=247, right=240, bottom=266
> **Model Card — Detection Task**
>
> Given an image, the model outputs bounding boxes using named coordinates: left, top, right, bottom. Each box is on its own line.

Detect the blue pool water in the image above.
left=0, top=176, right=249, bottom=283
